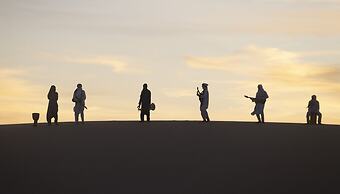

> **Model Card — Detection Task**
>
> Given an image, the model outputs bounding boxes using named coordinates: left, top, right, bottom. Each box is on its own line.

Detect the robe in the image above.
left=73, top=88, right=86, bottom=114
left=47, top=92, right=58, bottom=118
left=253, top=89, right=268, bottom=114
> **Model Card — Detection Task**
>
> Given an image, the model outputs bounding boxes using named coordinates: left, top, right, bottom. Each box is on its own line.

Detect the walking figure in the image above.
left=306, top=95, right=322, bottom=124
left=137, top=83, right=151, bottom=122
left=47, top=85, right=58, bottom=125
left=197, top=83, right=210, bottom=122
left=245, top=84, right=269, bottom=123
left=72, top=83, right=87, bottom=124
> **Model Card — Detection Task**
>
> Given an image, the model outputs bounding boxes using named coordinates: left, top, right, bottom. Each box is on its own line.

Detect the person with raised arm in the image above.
left=245, top=84, right=269, bottom=123
left=197, top=83, right=210, bottom=122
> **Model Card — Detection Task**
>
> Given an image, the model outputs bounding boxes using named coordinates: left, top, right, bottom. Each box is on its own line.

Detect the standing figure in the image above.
left=245, top=84, right=269, bottom=123
left=138, top=83, right=151, bottom=122
left=197, top=83, right=210, bottom=122
left=306, top=95, right=322, bottom=124
left=47, top=85, right=58, bottom=125
left=72, top=83, right=87, bottom=124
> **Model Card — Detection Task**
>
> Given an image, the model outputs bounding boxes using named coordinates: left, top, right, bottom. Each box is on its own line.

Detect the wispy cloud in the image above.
left=37, top=52, right=145, bottom=74
left=0, top=67, right=46, bottom=124
left=0, top=68, right=33, bottom=96
left=161, top=88, right=194, bottom=98
left=69, top=56, right=128, bottom=73
left=186, top=45, right=340, bottom=85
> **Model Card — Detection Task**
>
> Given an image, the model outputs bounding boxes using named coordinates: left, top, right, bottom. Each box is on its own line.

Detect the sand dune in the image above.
left=1, top=121, right=339, bottom=194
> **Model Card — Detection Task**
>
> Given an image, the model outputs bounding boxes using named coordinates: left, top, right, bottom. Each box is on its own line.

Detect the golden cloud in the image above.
left=186, top=45, right=340, bottom=85
left=0, top=68, right=45, bottom=124
left=37, top=52, right=145, bottom=74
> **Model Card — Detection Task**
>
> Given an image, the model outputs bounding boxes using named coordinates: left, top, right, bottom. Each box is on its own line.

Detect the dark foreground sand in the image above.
left=0, top=121, right=340, bottom=194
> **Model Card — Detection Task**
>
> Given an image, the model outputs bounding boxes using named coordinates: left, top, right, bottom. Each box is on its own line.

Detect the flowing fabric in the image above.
left=73, top=88, right=86, bottom=113
left=200, top=89, right=209, bottom=109
left=47, top=92, right=58, bottom=118
left=253, top=88, right=268, bottom=114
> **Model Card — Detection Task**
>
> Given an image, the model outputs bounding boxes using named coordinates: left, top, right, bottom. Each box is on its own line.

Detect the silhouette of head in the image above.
left=77, top=84, right=82, bottom=89
left=312, top=95, right=317, bottom=100
left=202, top=83, right=208, bottom=89
left=143, top=83, right=148, bottom=90
left=50, top=85, right=56, bottom=93
left=258, top=84, right=263, bottom=90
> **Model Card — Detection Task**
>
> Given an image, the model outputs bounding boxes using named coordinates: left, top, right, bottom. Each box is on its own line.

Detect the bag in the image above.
left=150, top=103, right=156, bottom=111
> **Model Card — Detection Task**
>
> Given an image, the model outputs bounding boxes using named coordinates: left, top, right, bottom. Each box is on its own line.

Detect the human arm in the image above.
left=137, top=92, right=142, bottom=109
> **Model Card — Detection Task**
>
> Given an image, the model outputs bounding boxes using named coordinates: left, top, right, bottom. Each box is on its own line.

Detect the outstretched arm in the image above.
left=244, top=95, right=255, bottom=101
left=137, top=93, right=142, bottom=108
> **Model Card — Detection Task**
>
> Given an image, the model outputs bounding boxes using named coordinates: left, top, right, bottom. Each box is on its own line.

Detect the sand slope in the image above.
left=1, top=121, right=339, bottom=194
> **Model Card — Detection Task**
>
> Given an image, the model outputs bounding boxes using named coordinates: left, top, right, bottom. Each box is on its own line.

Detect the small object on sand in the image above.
left=32, top=113, right=40, bottom=127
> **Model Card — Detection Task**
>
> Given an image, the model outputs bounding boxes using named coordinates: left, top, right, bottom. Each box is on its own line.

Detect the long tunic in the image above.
left=253, top=89, right=268, bottom=114
left=47, top=92, right=58, bottom=118
left=308, top=100, right=320, bottom=113
left=73, top=89, right=86, bottom=113
left=199, top=89, right=209, bottom=109
left=139, top=89, right=151, bottom=111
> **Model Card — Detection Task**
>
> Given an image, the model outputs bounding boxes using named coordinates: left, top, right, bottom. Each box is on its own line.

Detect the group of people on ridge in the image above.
left=46, top=84, right=86, bottom=125
left=46, top=83, right=322, bottom=125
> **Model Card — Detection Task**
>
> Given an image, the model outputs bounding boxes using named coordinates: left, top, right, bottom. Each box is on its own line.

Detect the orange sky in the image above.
left=1, top=0, right=340, bottom=124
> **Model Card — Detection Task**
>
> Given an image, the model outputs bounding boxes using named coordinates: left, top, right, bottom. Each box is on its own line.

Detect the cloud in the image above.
left=69, top=56, right=128, bottom=73
left=186, top=46, right=298, bottom=73
left=161, top=88, right=194, bottom=98
left=0, top=68, right=45, bottom=124
left=37, top=52, right=144, bottom=74
left=0, top=68, right=33, bottom=96
left=186, top=45, right=340, bottom=85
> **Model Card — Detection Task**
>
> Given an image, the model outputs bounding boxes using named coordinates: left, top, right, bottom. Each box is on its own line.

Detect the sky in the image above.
left=1, top=0, right=340, bottom=124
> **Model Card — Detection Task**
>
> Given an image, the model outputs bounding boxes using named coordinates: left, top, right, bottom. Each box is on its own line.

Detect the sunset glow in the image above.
left=1, top=0, right=340, bottom=124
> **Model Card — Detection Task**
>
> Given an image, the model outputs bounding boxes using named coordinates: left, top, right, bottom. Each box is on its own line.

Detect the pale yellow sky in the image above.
left=1, top=0, right=340, bottom=124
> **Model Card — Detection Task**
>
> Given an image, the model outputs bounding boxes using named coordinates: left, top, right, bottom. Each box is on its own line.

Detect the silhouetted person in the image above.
left=197, top=83, right=210, bottom=122
left=72, top=83, right=86, bottom=124
left=306, top=95, right=322, bottom=124
left=47, top=85, right=58, bottom=125
left=138, top=83, right=151, bottom=122
left=245, top=84, right=268, bottom=123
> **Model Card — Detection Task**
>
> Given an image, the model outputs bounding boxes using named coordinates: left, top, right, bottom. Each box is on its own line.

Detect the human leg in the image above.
left=47, top=115, right=52, bottom=125
left=140, top=111, right=145, bottom=122
left=205, top=110, right=210, bottom=122
left=202, top=109, right=209, bottom=122
left=146, top=110, right=150, bottom=122
left=80, top=111, right=84, bottom=123
left=200, top=106, right=208, bottom=121
left=260, top=112, right=265, bottom=123
left=256, top=114, right=261, bottom=123
left=54, top=114, right=58, bottom=125
left=75, top=112, right=79, bottom=123
left=306, top=112, right=310, bottom=124
left=317, top=112, right=322, bottom=124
